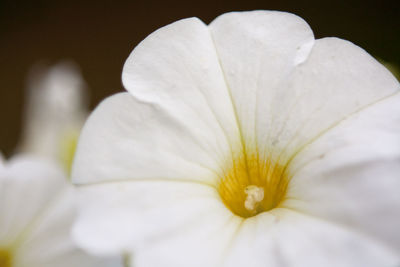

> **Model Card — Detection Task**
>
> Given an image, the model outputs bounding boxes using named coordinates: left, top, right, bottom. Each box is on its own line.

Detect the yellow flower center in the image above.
left=0, top=249, right=12, bottom=267
left=59, top=131, right=79, bottom=176
left=218, top=152, right=289, bottom=218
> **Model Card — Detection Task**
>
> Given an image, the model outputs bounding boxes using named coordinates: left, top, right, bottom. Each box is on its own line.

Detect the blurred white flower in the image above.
left=0, top=155, right=121, bottom=267
left=18, top=61, right=89, bottom=173
left=71, top=11, right=400, bottom=267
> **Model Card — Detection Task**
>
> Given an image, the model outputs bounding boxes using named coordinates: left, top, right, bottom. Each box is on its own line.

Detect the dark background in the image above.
left=0, top=0, right=399, bottom=156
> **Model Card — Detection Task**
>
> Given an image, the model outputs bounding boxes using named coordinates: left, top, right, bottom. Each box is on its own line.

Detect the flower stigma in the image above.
left=218, top=152, right=289, bottom=218
left=0, top=249, right=12, bottom=267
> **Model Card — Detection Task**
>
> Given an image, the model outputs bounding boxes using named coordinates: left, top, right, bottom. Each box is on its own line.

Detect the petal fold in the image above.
left=286, top=93, right=400, bottom=253
left=209, top=11, right=315, bottom=147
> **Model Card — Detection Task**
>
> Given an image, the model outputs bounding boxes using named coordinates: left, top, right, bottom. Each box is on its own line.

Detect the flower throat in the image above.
left=0, top=249, right=12, bottom=267
left=218, top=151, right=289, bottom=218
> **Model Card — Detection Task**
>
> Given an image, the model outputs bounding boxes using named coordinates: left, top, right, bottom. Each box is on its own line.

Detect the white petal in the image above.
left=72, top=93, right=229, bottom=185
left=211, top=11, right=399, bottom=160
left=209, top=11, right=315, bottom=147
left=224, top=209, right=399, bottom=267
left=15, top=189, right=120, bottom=267
left=72, top=181, right=238, bottom=258
left=256, top=37, right=399, bottom=159
left=0, top=156, right=120, bottom=267
left=122, top=16, right=240, bottom=160
left=285, top=93, right=400, bottom=252
left=132, top=212, right=240, bottom=267
left=0, top=156, right=66, bottom=245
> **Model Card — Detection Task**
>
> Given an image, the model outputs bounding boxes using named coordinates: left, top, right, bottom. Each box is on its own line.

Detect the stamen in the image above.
left=244, top=185, right=264, bottom=212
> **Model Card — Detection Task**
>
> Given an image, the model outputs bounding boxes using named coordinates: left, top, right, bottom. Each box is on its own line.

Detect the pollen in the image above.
left=0, top=249, right=12, bottom=267
left=218, top=151, right=289, bottom=218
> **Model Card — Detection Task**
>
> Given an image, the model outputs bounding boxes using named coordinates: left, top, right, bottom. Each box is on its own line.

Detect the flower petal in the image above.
left=285, top=92, right=400, bottom=253
left=15, top=189, right=119, bottom=267
left=72, top=93, right=230, bottom=185
left=255, top=37, right=399, bottom=159
left=122, top=16, right=240, bottom=158
left=0, top=156, right=66, bottom=245
left=132, top=211, right=240, bottom=267
left=0, top=157, right=118, bottom=267
left=209, top=11, right=315, bottom=147
left=210, top=12, right=399, bottom=161
left=72, top=181, right=239, bottom=259
left=224, top=210, right=399, bottom=267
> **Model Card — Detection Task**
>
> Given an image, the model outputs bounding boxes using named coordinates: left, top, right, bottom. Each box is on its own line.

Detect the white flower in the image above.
left=71, top=11, right=400, bottom=267
left=0, top=155, right=121, bottom=267
left=18, top=61, right=89, bottom=173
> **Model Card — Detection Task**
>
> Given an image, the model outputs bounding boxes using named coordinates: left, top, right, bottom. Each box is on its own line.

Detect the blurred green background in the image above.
left=0, top=0, right=399, bottom=156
